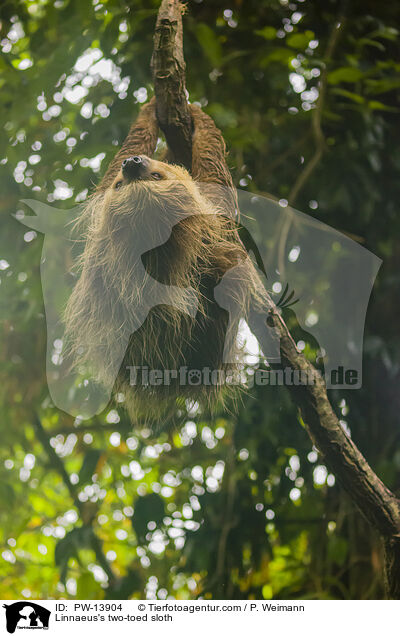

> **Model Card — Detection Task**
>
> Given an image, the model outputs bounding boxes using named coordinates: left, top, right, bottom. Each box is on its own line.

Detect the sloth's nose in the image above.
left=121, top=155, right=148, bottom=180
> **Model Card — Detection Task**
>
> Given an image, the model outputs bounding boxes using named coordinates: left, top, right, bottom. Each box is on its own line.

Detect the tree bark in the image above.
left=151, top=0, right=192, bottom=170
left=150, top=0, right=400, bottom=598
left=383, top=536, right=400, bottom=599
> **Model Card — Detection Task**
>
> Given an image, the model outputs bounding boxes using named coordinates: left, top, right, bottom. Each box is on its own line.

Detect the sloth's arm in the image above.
left=97, top=97, right=159, bottom=191
left=190, top=103, right=238, bottom=216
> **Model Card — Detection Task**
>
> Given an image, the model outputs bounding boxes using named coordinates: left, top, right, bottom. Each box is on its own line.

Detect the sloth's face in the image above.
left=101, top=155, right=208, bottom=232
left=111, top=155, right=192, bottom=191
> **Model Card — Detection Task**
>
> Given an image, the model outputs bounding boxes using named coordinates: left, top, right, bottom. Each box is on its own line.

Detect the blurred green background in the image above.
left=0, top=0, right=399, bottom=600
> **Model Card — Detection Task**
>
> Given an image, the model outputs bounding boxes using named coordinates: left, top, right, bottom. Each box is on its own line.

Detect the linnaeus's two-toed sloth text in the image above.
left=64, top=99, right=266, bottom=422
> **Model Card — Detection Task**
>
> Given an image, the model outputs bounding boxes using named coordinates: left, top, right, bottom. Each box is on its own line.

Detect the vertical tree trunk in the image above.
left=151, top=0, right=192, bottom=169
left=384, top=536, right=400, bottom=599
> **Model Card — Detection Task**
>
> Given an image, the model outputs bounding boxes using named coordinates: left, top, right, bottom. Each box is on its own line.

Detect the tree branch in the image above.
left=151, top=0, right=192, bottom=169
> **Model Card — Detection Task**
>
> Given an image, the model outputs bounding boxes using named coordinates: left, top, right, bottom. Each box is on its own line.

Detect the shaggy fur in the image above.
left=64, top=101, right=265, bottom=422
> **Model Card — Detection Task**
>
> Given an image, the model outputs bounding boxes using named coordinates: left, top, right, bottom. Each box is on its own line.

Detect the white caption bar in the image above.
left=0, top=599, right=397, bottom=635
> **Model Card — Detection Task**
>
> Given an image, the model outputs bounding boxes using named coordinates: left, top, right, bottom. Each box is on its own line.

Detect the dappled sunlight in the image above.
left=0, top=0, right=396, bottom=603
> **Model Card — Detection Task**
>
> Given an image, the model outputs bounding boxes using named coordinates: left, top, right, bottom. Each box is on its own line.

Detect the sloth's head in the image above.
left=95, top=155, right=212, bottom=232
left=79, top=154, right=234, bottom=288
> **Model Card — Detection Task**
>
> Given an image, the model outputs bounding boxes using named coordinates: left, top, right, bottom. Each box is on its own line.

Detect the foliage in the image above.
left=0, top=0, right=399, bottom=600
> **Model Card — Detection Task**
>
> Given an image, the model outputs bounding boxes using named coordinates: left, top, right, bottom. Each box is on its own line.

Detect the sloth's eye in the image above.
left=115, top=181, right=123, bottom=189
left=151, top=172, right=162, bottom=180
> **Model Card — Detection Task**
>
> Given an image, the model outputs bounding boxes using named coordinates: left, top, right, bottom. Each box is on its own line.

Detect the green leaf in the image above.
left=76, top=572, right=101, bottom=599
left=365, top=77, right=400, bottom=95
left=367, top=26, right=399, bottom=41
left=328, top=67, right=364, bottom=84
left=261, top=47, right=293, bottom=66
left=368, top=100, right=399, bottom=112
left=286, top=33, right=310, bottom=49
left=331, top=88, right=365, bottom=104
left=357, top=37, right=385, bottom=52
left=0, top=482, right=15, bottom=507
left=195, top=23, right=222, bottom=67
left=255, top=27, right=277, bottom=41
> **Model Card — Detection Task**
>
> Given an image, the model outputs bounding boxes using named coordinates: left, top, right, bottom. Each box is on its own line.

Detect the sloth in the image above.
left=64, top=99, right=266, bottom=422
